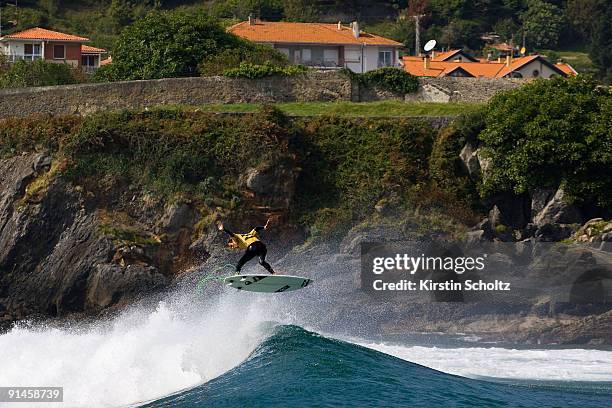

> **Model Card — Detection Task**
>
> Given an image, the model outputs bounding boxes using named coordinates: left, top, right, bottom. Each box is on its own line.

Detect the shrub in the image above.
left=429, top=110, right=485, bottom=207
left=0, top=60, right=84, bottom=88
left=93, top=10, right=243, bottom=81
left=223, top=62, right=307, bottom=79
left=293, top=116, right=434, bottom=226
left=341, top=67, right=419, bottom=94
left=479, top=75, right=612, bottom=210
left=199, top=43, right=289, bottom=76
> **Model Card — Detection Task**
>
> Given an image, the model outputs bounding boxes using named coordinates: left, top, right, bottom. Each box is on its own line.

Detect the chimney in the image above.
left=351, top=21, right=360, bottom=39
left=505, top=54, right=512, bottom=67
left=337, top=21, right=342, bottom=30
left=423, top=54, right=430, bottom=70
left=248, top=14, right=254, bottom=26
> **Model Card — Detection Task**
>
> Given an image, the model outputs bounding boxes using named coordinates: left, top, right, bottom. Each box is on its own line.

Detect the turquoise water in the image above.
left=145, top=325, right=612, bottom=408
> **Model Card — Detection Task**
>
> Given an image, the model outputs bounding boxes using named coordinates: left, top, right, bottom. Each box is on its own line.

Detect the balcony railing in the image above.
left=299, top=59, right=342, bottom=69
left=4, top=54, right=43, bottom=62
left=81, top=66, right=99, bottom=74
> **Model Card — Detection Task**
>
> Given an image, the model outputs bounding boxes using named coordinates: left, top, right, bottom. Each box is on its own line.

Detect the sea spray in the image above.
left=0, top=289, right=274, bottom=407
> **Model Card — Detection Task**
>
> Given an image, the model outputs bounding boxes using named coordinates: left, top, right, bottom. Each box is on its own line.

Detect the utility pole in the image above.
left=407, top=0, right=428, bottom=56
left=413, top=14, right=425, bottom=56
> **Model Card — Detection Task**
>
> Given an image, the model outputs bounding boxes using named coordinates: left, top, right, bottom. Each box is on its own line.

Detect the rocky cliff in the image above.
left=0, top=109, right=609, bottom=344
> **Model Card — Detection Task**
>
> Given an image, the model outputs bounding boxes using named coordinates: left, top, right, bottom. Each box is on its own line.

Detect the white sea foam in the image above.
left=0, top=290, right=272, bottom=408
left=356, top=341, right=612, bottom=382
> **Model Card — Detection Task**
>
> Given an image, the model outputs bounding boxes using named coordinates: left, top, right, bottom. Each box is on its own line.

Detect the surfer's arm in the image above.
left=254, top=218, right=271, bottom=232
left=217, top=222, right=237, bottom=237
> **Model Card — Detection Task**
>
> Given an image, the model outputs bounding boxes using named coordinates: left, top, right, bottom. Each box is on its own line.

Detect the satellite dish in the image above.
left=424, top=39, right=436, bottom=52
left=520, top=46, right=526, bottom=55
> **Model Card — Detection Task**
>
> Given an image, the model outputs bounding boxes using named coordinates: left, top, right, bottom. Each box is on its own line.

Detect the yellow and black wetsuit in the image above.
left=222, top=225, right=275, bottom=274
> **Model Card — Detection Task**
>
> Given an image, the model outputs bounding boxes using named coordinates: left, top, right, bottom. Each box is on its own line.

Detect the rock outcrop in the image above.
left=0, top=154, right=172, bottom=325
left=0, top=148, right=305, bottom=328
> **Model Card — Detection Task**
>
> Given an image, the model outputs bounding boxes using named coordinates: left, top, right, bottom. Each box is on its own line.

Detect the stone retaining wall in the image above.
left=0, top=72, right=526, bottom=119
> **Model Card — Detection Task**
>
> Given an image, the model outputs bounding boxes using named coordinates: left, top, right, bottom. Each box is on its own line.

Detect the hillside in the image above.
left=1, top=0, right=605, bottom=68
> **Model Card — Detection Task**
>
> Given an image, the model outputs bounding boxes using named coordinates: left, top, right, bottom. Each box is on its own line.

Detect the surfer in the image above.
left=217, top=218, right=276, bottom=275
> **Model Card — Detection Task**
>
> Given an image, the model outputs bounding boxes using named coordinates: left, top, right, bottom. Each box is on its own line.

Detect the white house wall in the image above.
left=364, top=46, right=380, bottom=72
left=515, top=60, right=560, bottom=78
left=343, top=45, right=363, bottom=73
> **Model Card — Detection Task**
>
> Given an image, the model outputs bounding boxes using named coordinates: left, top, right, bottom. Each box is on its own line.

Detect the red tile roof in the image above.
left=81, top=45, right=106, bottom=54
left=496, top=55, right=540, bottom=77
left=432, top=49, right=462, bottom=61
left=556, top=62, right=577, bottom=76
left=402, top=54, right=574, bottom=78
left=2, top=27, right=89, bottom=42
left=228, top=21, right=403, bottom=46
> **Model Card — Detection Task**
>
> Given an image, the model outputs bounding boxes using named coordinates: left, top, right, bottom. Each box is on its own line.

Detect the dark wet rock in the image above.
left=0, top=154, right=186, bottom=324
left=339, top=223, right=407, bottom=255
left=242, top=162, right=299, bottom=209
left=459, top=143, right=480, bottom=177
left=534, top=223, right=576, bottom=241
left=159, top=202, right=196, bottom=234
left=530, top=188, right=556, bottom=220
left=487, top=192, right=531, bottom=230
left=532, top=187, right=582, bottom=227
left=32, top=153, right=52, bottom=173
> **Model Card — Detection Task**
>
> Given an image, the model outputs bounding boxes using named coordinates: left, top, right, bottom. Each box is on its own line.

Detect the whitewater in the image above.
left=0, top=282, right=611, bottom=407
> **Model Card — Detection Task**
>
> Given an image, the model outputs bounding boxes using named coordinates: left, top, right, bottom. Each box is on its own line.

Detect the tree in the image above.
left=107, top=0, right=134, bottom=34
left=479, top=76, right=612, bottom=209
left=493, top=17, right=519, bottom=43
left=588, top=3, right=612, bottom=82
left=283, top=0, right=319, bottom=22
left=566, top=0, right=600, bottom=41
left=38, top=0, right=59, bottom=18
left=520, top=0, right=565, bottom=49
left=95, top=10, right=244, bottom=81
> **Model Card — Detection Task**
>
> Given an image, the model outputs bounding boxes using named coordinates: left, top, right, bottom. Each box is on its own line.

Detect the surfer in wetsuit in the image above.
left=217, top=218, right=275, bottom=275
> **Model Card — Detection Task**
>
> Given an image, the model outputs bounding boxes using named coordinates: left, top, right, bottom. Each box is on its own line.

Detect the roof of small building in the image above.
left=228, top=21, right=403, bottom=46
left=432, top=49, right=478, bottom=62
left=402, top=54, right=575, bottom=78
left=555, top=62, right=578, bottom=76
left=1, top=27, right=89, bottom=42
left=81, top=45, right=106, bottom=54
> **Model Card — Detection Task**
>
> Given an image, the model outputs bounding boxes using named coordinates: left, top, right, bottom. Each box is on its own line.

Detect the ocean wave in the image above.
left=354, top=341, right=612, bottom=383
left=147, top=325, right=612, bottom=408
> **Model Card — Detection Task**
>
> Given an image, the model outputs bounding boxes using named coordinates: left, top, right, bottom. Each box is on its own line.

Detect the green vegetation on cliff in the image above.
left=432, top=75, right=612, bottom=212
left=0, top=107, right=472, bottom=240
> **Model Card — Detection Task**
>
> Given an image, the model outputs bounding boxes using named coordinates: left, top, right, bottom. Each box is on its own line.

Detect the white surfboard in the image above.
left=223, top=274, right=312, bottom=293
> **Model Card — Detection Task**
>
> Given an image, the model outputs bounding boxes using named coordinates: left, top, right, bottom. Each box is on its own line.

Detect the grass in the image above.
left=189, top=101, right=482, bottom=117
left=540, top=49, right=596, bottom=74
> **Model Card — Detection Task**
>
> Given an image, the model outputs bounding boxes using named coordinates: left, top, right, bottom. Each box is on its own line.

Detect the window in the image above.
left=23, top=43, right=42, bottom=61
left=53, top=45, right=65, bottom=59
left=532, top=69, right=540, bottom=78
left=82, top=55, right=96, bottom=67
left=378, top=50, right=392, bottom=67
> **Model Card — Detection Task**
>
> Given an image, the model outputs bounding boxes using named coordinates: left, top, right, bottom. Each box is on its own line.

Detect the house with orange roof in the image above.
left=403, top=52, right=576, bottom=79
left=0, top=27, right=106, bottom=70
left=228, top=18, right=403, bottom=73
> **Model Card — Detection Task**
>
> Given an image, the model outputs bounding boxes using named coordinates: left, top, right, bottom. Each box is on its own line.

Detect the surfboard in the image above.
left=223, top=274, right=312, bottom=293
